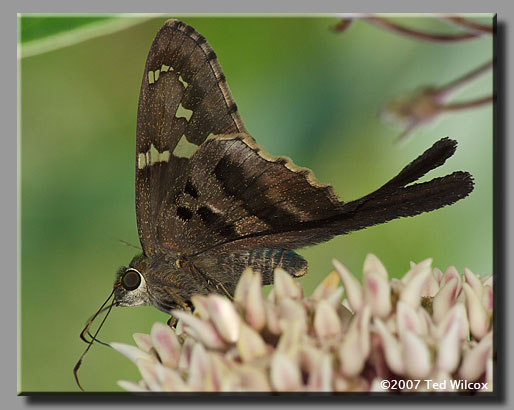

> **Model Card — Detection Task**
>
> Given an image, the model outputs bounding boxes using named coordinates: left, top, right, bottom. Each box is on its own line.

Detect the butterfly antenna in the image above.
left=117, top=239, right=142, bottom=251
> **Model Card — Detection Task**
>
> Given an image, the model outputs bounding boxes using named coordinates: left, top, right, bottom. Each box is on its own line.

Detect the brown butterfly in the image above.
left=75, top=20, right=473, bottom=390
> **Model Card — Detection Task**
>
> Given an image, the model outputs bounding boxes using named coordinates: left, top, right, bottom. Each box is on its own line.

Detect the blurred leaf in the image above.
left=18, top=14, right=153, bottom=59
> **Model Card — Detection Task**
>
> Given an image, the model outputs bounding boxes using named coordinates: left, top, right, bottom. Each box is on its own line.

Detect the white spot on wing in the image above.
left=173, top=135, right=198, bottom=159
left=148, top=144, right=170, bottom=165
left=148, top=144, right=159, bottom=164
left=177, top=75, right=188, bottom=88
left=176, top=103, right=193, bottom=121
left=148, top=71, right=155, bottom=84
left=208, top=204, right=223, bottom=214
left=138, top=144, right=170, bottom=169
left=138, top=153, right=147, bottom=169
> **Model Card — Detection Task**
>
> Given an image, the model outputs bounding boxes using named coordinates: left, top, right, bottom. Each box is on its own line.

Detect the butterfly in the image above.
left=113, top=19, right=474, bottom=314
left=75, top=20, right=474, bottom=389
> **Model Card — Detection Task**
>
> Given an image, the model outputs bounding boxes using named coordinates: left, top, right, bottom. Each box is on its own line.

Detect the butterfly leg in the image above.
left=167, top=316, right=178, bottom=328
left=164, top=295, right=193, bottom=328
left=188, top=263, right=234, bottom=300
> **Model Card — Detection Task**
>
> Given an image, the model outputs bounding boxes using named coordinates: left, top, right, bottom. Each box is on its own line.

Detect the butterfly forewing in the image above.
left=136, top=20, right=247, bottom=255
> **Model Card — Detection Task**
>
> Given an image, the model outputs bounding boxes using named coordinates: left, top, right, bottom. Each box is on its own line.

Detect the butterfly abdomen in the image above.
left=208, top=249, right=307, bottom=287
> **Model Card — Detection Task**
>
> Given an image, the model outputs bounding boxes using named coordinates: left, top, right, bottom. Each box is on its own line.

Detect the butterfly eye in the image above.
left=121, top=269, right=141, bottom=291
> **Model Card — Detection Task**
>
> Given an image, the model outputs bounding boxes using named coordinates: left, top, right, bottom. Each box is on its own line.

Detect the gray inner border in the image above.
left=7, top=0, right=513, bottom=409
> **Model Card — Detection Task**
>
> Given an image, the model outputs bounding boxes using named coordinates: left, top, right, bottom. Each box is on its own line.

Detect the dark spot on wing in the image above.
left=177, top=206, right=193, bottom=221
left=185, top=180, right=199, bottom=198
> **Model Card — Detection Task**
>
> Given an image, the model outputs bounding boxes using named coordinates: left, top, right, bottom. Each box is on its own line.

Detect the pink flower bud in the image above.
left=274, top=268, right=302, bottom=299
left=363, top=253, right=388, bottom=279
left=400, top=259, right=432, bottom=308
left=270, top=352, right=302, bottom=391
left=207, top=294, right=241, bottom=343
left=462, top=283, right=490, bottom=340
left=237, top=323, right=267, bottom=362
left=150, top=322, right=181, bottom=368
left=244, top=270, right=266, bottom=331
left=333, top=259, right=363, bottom=313
left=314, top=300, right=342, bottom=339
left=364, top=271, right=392, bottom=318
left=459, top=332, right=492, bottom=381
left=402, top=330, right=432, bottom=379
left=432, top=277, right=459, bottom=324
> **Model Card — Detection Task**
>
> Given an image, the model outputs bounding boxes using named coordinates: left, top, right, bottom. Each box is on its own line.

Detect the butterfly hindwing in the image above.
left=136, top=20, right=247, bottom=255
left=155, top=134, right=344, bottom=255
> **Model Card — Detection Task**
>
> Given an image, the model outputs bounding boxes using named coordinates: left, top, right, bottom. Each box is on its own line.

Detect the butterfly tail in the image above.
left=364, top=137, right=459, bottom=197
left=330, top=137, right=472, bottom=234
left=333, top=170, right=474, bottom=234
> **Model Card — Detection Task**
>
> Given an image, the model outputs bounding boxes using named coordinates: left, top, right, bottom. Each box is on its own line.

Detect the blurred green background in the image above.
left=19, top=15, right=493, bottom=392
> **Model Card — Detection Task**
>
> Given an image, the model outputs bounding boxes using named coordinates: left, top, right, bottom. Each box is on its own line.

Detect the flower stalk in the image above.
left=334, top=15, right=493, bottom=144
left=381, top=60, right=493, bottom=143
left=334, top=15, right=492, bottom=42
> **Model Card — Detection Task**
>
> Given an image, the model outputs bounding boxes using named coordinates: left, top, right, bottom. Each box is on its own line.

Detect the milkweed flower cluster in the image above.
left=112, top=254, right=493, bottom=392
